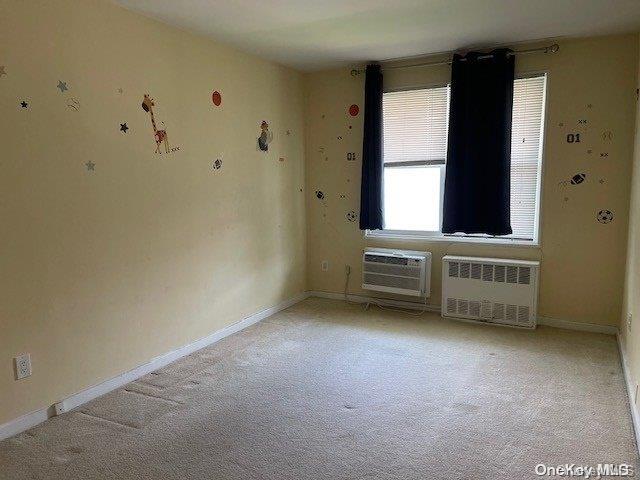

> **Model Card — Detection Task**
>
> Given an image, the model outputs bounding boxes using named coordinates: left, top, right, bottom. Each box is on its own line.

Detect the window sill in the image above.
left=365, top=230, right=540, bottom=248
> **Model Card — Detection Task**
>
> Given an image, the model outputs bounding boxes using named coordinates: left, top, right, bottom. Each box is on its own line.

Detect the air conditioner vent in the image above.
left=480, top=300, right=492, bottom=319
left=494, top=265, right=506, bottom=283
left=449, top=262, right=459, bottom=278
left=364, top=254, right=410, bottom=266
left=506, top=266, right=518, bottom=284
left=517, top=305, right=530, bottom=324
left=460, top=263, right=470, bottom=278
left=365, top=262, right=421, bottom=278
left=363, top=249, right=431, bottom=297
left=506, top=304, right=518, bottom=323
left=482, top=264, right=494, bottom=282
left=363, top=273, right=420, bottom=291
left=471, top=263, right=481, bottom=280
left=518, top=267, right=531, bottom=285
left=446, top=297, right=457, bottom=314
left=469, top=300, right=481, bottom=317
left=493, top=303, right=505, bottom=321
left=458, top=299, right=469, bottom=315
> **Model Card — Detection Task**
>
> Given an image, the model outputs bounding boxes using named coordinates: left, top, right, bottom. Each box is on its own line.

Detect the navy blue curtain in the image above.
left=359, top=64, right=384, bottom=230
left=442, top=49, right=515, bottom=236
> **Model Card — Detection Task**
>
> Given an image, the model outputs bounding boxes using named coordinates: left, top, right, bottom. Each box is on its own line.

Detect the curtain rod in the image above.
left=351, top=43, right=559, bottom=75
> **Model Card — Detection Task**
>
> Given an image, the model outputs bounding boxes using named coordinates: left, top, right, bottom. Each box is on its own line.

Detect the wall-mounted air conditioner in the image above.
left=442, top=255, right=540, bottom=328
left=362, top=248, right=431, bottom=297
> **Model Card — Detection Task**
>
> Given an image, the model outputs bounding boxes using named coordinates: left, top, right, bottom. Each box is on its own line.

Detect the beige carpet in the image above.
left=1, top=297, right=638, bottom=479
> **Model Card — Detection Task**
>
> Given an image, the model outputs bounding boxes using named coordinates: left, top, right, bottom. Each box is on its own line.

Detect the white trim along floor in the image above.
left=0, top=290, right=623, bottom=444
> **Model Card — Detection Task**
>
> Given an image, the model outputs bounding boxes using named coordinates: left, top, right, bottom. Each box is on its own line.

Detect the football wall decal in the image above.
left=571, top=173, right=586, bottom=185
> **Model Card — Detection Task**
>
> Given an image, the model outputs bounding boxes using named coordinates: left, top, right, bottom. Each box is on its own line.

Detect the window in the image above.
left=382, top=86, right=449, bottom=232
left=377, top=74, right=546, bottom=244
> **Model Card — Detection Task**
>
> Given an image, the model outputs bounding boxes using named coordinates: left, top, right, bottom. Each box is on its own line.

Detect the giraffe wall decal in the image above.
left=141, top=94, right=170, bottom=154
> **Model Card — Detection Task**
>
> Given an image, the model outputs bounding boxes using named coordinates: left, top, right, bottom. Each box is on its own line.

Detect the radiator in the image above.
left=442, top=255, right=540, bottom=328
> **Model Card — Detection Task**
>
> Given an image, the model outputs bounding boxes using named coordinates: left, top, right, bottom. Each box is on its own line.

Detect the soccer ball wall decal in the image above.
left=597, top=210, right=614, bottom=224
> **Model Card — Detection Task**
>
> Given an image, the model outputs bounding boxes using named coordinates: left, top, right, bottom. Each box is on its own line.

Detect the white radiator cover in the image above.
left=362, top=248, right=431, bottom=297
left=442, top=255, right=540, bottom=328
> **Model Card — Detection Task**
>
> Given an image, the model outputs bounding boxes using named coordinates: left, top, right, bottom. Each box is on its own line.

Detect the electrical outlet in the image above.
left=628, top=313, right=633, bottom=332
left=321, top=260, right=329, bottom=272
left=14, top=353, right=32, bottom=380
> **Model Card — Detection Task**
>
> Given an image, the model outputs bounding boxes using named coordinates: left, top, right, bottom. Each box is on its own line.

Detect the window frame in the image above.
left=368, top=72, right=548, bottom=248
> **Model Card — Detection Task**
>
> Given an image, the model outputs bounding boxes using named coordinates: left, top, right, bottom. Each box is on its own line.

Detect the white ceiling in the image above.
left=114, top=0, right=640, bottom=71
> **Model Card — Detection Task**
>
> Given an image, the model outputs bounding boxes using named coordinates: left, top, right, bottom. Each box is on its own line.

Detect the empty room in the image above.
left=3, top=0, right=640, bottom=479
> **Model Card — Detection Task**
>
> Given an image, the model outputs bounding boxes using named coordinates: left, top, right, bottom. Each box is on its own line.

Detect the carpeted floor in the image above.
left=1, top=297, right=638, bottom=479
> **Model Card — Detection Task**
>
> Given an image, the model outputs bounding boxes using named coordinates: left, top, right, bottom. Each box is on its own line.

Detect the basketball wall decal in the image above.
left=349, top=104, right=359, bottom=116
left=212, top=91, right=222, bottom=106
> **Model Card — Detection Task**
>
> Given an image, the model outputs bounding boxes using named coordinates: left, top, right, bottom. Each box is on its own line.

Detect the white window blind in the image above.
left=380, top=75, right=546, bottom=243
left=509, top=75, right=546, bottom=240
left=383, top=86, right=449, bottom=164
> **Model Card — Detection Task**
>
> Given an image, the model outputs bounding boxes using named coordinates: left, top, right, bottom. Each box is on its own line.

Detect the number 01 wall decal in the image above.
left=566, top=133, right=581, bottom=143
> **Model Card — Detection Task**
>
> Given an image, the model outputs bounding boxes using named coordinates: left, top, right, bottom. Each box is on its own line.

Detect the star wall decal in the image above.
left=85, top=161, right=95, bottom=171
left=20, top=100, right=28, bottom=108
left=120, top=123, right=129, bottom=133
left=599, top=179, right=605, bottom=184
left=117, top=87, right=123, bottom=94
left=57, top=80, right=68, bottom=93
left=0, top=66, right=6, bottom=77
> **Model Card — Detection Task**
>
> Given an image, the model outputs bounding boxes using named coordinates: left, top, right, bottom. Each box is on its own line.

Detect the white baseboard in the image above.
left=308, top=290, right=441, bottom=312
left=0, top=409, right=51, bottom=443
left=0, top=290, right=621, bottom=441
left=537, top=316, right=618, bottom=335
left=308, top=291, right=619, bottom=335
left=616, top=334, right=640, bottom=457
left=0, top=291, right=310, bottom=441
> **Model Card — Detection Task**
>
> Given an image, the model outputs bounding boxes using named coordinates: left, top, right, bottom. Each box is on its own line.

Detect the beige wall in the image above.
left=620, top=35, right=640, bottom=420
left=0, top=0, right=306, bottom=425
left=305, top=34, right=638, bottom=327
